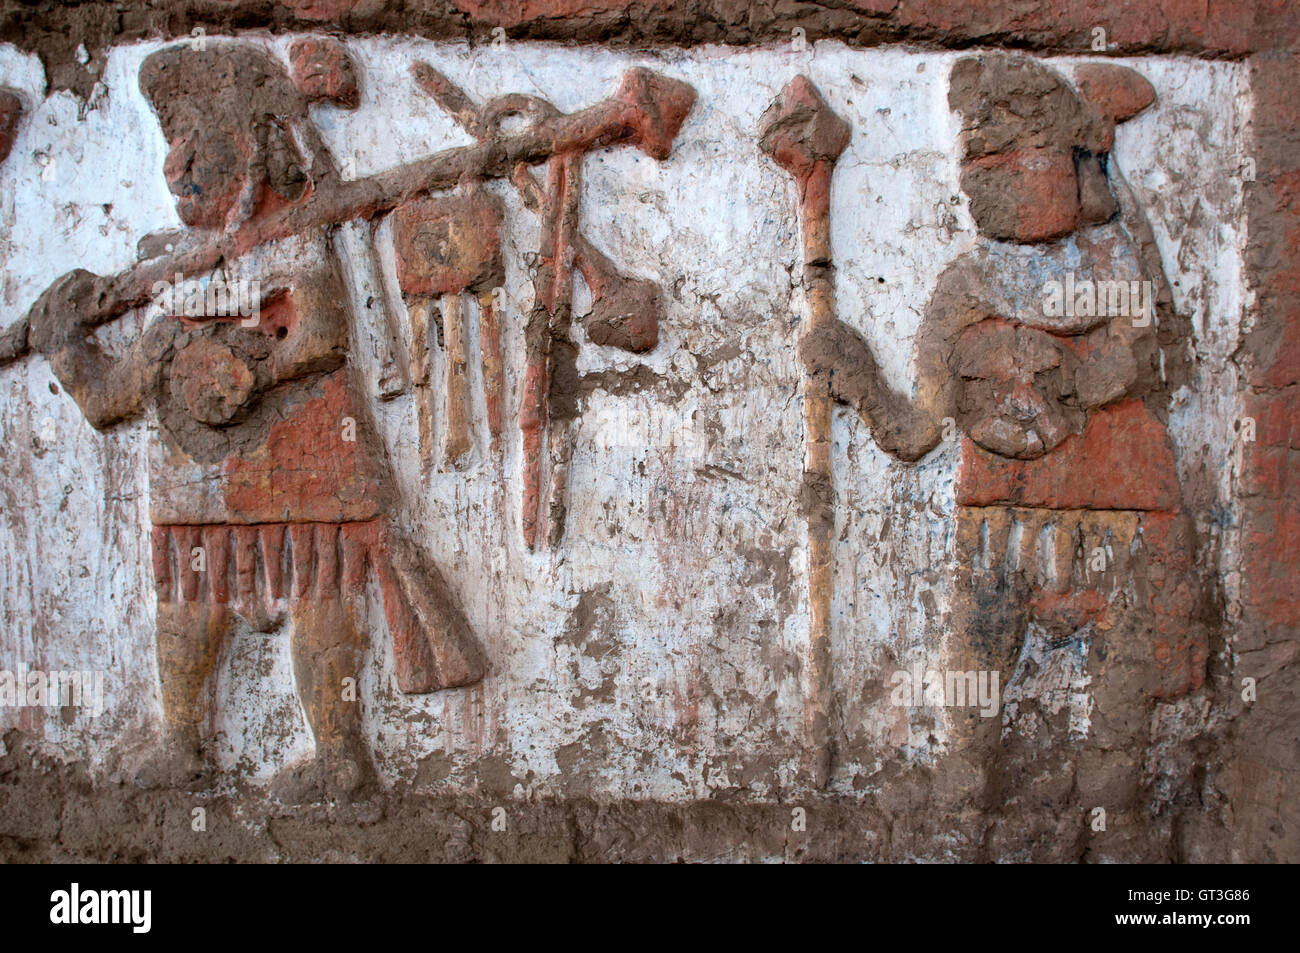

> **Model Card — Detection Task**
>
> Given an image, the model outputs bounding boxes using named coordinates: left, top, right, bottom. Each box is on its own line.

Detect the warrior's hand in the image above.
left=27, top=269, right=103, bottom=356
left=798, top=318, right=876, bottom=409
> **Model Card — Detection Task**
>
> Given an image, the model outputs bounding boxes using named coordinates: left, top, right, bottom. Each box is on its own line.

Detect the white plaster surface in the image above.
left=0, top=38, right=1249, bottom=798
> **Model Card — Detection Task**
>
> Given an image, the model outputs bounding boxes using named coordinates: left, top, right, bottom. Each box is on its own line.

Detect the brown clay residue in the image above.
left=0, top=88, right=22, bottom=163
left=222, top=371, right=391, bottom=524
left=5, top=0, right=1293, bottom=102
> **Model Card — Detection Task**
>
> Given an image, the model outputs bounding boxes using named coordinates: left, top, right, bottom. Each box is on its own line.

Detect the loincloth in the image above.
left=151, top=519, right=387, bottom=606
left=149, top=519, right=460, bottom=693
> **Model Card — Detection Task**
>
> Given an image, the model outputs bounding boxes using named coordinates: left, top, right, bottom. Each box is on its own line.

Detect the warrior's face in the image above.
left=160, top=123, right=254, bottom=230
left=959, top=146, right=1116, bottom=243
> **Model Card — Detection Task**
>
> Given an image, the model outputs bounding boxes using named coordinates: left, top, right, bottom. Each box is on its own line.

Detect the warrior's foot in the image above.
left=269, top=747, right=376, bottom=804
left=268, top=758, right=325, bottom=805
left=133, top=737, right=210, bottom=790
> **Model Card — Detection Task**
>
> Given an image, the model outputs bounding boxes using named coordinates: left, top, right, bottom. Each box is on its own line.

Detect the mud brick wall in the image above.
left=0, top=1, right=1295, bottom=862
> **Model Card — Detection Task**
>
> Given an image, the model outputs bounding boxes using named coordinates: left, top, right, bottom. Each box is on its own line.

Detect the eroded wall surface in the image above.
left=0, top=2, right=1294, bottom=863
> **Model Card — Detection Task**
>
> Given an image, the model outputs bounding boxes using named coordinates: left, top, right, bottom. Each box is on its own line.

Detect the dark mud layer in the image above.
left=2, top=0, right=1297, bottom=98
left=0, top=728, right=1241, bottom=863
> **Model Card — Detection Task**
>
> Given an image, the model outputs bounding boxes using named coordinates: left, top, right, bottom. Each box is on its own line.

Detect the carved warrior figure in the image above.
left=11, top=39, right=694, bottom=795
left=20, top=41, right=494, bottom=798
left=26, top=42, right=495, bottom=797
left=771, top=57, right=1208, bottom=827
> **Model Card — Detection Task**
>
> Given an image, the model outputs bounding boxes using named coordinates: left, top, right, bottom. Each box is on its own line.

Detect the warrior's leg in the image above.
left=139, top=599, right=233, bottom=787
left=938, top=508, right=1040, bottom=855
left=1073, top=512, right=1206, bottom=862
left=945, top=508, right=1033, bottom=748
left=287, top=595, right=375, bottom=797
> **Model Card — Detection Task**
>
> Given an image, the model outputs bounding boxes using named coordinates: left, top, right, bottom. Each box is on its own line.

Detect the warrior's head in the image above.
left=949, top=54, right=1155, bottom=243
left=139, top=39, right=359, bottom=231
left=927, top=55, right=1165, bottom=460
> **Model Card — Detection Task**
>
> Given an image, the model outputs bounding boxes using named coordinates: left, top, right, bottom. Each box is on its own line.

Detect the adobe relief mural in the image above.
left=0, top=35, right=1250, bottom=860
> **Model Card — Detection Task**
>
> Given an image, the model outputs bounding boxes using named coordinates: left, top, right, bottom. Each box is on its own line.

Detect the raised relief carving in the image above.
left=0, top=29, right=1235, bottom=852
left=775, top=57, right=1207, bottom=821
left=19, top=42, right=491, bottom=800
left=390, top=185, right=506, bottom=469
left=410, top=63, right=693, bottom=548
left=758, top=76, right=851, bottom=787
left=5, top=38, right=697, bottom=798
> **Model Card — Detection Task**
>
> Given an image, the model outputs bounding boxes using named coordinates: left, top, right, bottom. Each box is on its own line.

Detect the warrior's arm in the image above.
left=803, top=319, right=943, bottom=461
left=29, top=270, right=176, bottom=430
left=803, top=267, right=978, bottom=462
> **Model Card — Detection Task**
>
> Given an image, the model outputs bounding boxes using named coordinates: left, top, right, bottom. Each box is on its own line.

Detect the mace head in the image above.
left=759, top=75, right=851, bottom=182
left=615, top=68, right=697, bottom=161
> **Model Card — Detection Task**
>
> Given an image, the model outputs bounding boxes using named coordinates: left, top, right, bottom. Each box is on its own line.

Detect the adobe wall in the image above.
left=0, top=1, right=1293, bottom=862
